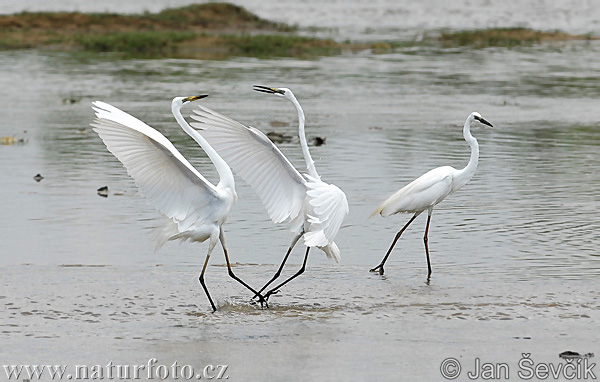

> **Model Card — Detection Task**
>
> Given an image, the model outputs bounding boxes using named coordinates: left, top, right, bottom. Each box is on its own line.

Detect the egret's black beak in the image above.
left=253, top=85, right=284, bottom=95
left=474, top=115, right=493, bottom=127
left=183, top=95, right=209, bottom=103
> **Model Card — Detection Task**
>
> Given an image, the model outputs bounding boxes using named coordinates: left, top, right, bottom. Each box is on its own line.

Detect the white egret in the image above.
left=91, top=96, right=266, bottom=312
left=189, top=86, right=349, bottom=301
left=370, top=112, right=493, bottom=277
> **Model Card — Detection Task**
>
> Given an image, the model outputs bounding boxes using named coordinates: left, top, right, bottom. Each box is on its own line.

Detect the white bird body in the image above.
left=370, top=112, right=492, bottom=277
left=189, top=86, right=348, bottom=299
left=190, top=99, right=348, bottom=261
left=91, top=99, right=235, bottom=246
left=375, top=166, right=455, bottom=216
left=91, top=96, right=264, bottom=312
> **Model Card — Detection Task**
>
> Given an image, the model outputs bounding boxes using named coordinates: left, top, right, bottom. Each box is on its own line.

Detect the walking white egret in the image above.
left=91, top=96, right=266, bottom=312
left=370, top=112, right=493, bottom=277
left=189, top=86, right=349, bottom=301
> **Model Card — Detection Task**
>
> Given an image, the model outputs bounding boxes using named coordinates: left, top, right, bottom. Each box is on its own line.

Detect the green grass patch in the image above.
left=439, top=27, right=594, bottom=48
left=224, top=34, right=341, bottom=58
left=75, top=31, right=195, bottom=57
left=0, top=4, right=596, bottom=59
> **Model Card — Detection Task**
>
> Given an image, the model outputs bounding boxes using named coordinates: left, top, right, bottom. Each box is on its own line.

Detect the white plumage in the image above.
left=92, top=101, right=222, bottom=242
left=370, top=112, right=493, bottom=277
left=189, top=104, right=306, bottom=225
left=303, top=174, right=348, bottom=249
left=373, top=166, right=454, bottom=217
left=190, top=86, right=348, bottom=300
left=190, top=101, right=348, bottom=260
left=91, top=96, right=266, bottom=312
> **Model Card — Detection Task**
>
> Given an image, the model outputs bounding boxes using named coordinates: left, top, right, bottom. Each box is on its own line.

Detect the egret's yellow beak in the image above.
left=183, top=95, right=209, bottom=103
left=253, top=85, right=285, bottom=95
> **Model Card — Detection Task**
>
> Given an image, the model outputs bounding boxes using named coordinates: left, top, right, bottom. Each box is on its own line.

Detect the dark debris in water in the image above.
left=62, top=97, right=81, bottom=105
left=310, top=136, right=326, bottom=146
left=33, top=173, right=44, bottom=182
left=97, top=185, right=109, bottom=197
left=559, top=351, right=594, bottom=360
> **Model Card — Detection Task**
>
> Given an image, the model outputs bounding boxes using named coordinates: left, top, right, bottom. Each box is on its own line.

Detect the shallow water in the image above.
left=1, top=1, right=599, bottom=381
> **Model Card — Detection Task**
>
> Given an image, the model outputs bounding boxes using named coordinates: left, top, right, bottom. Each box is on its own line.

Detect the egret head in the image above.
left=470, top=112, right=493, bottom=128
left=172, top=95, right=208, bottom=111
left=253, top=85, right=294, bottom=100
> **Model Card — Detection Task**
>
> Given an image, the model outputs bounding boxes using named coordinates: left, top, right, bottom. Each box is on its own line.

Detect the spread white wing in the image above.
left=91, top=101, right=221, bottom=232
left=190, top=105, right=306, bottom=225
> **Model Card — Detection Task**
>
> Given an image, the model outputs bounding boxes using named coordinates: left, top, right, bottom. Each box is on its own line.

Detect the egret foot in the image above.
left=250, top=292, right=270, bottom=308
left=263, top=289, right=281, bottom=302
left=369, top=265, right=385, bottom=275
left=254, top=294, right=269, bottom=309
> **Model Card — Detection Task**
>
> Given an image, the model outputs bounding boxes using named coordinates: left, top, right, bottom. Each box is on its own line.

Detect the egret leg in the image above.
left=252, top=231, right=304, bottom=300
left=370, top=213, right=419, bottom=275
left=264, top=247, right=310, bottom=301
left=198, top=253, right=216, bottom=312
left=423, top=213, right=432, bottom=279
left=219, top=231, right=268, bottom=308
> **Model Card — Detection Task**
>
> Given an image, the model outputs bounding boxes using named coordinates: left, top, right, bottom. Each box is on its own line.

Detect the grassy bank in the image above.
left=438, top=27, right=595, bottom=48
left=0, top=3, right=344, bottom=58
left=0, top=4, right=596, bottom=58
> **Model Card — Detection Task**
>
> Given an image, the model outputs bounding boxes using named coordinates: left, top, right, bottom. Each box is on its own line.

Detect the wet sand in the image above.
left=2, top=263, right=597, bottom=380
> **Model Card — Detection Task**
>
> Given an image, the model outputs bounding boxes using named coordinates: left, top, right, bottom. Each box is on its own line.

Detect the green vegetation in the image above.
left=224, top=34, right=342, bottom=58
left=0, top=4, right=596, bottom=59
left=71, top=31, right=343, bottom=59
left=0, top=3, right=310, bottom=59
left=439, top=27, right=594, bottom=48
left=75, top=31, right=196, bottom=57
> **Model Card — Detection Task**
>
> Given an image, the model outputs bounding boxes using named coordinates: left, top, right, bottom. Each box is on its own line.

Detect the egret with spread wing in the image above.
left=370, top=112, right=493, bottom=278
left=189, top=86, right=348, bottom=301
left=91, top=96, right=266, bottom=312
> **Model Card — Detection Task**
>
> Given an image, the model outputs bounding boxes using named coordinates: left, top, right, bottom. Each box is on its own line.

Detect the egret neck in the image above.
left=172, top=101, right=236, bottom=193
left=288, top=93, right=320, bottom=180
left=452, top=115, right=479, bottom=193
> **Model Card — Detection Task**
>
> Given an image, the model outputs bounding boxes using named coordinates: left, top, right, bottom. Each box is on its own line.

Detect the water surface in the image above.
left=1, top=1, right=599, bottom=381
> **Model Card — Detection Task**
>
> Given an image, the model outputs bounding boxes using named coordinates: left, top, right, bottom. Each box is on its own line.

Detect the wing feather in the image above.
left=303, top=175, right=349, bottom=247
left=91, top=101, right=221, bottom=231
left=190, top=105, right=306, bottom=225
left=374, top=166, right=454, bottom=217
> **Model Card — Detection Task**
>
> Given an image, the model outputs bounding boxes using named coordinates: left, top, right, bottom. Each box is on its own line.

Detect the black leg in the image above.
left=252, top=232, right=303, bottom=300
left=220, top=232, right=268, bottom=308
left=264, top=246, right=310, bottom=301
left=370, top=213, right=419, bottom=275
left=198, top=254, right=216, bottom=312
left=423, top=213, right=432, bottom=279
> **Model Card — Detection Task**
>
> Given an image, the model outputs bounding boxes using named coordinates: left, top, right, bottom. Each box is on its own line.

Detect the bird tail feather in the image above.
left=370, top=205, right=383, bottom=218
left=319, top=242, right=341, bottom=263
left=151, top=218, right=184, bottom=252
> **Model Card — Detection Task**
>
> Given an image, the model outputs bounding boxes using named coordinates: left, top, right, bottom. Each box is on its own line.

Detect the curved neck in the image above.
left=289, top=95, right=319, bottom=179
left=172, top=104, right=235, bottom=191
left=453, top=118, right=479, bottom=191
